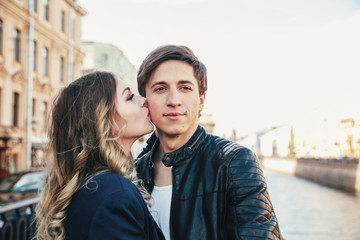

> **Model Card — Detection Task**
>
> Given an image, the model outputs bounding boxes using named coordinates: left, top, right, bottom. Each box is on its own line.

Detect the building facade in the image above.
left=82, top=41, right=138, bottom=93
left=0, top=0, right=85, bottom=176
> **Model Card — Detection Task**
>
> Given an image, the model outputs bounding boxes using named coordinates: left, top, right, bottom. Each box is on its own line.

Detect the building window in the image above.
left=100, top=53, right=108, bottom=67
left=13, top=92, right=19, bottom=127
left=32, top=98, right=37, bottom=129
left=61, top=11, right=65, bottom=33
left=42, top=47, right=48, bottom=76
left=14, top=29, right=21, bottom=62
left=0, top=20, right=3, bottom=55
left=34, top=0, right=37, bottom=12
left=32, top=98, right=36, bottom=116
left=42, top=101, right=47, bottom=130
left=33, top=40, right=37, bottom=71
left=60, top=56, right=65, bottom=82
left=44, top=0, right=49, bottom=21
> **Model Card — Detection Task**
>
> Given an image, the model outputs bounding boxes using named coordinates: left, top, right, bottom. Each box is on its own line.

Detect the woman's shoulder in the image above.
left=65, top=172, right=150, bottom=239
left=69, top=172, right=143, bottom=214
left=70, top=172, right=141, bottom=206
left=86, top=172, right=139, bottom=195
left=93, top=171, right=131, bottom=184
left=87, top=173, right=147, bottom=218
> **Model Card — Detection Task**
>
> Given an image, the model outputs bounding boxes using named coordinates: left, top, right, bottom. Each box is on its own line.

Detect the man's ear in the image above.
left=199, top=93, right=206, bottom=111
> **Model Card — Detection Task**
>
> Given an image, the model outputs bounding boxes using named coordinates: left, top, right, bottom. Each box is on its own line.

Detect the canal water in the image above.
left=263, top=169, right=360, bottom=240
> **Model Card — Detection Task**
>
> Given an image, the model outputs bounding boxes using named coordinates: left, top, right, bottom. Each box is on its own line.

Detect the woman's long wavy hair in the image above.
left=35, top=71, right=149, bottom=240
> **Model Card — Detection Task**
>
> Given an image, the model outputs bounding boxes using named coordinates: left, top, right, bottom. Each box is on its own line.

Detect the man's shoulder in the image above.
left=202, top=133, right=257, bottom=164
left=202, top=133, right=249, bottom=154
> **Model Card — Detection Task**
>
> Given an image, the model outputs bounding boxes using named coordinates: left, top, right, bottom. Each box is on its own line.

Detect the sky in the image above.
left=77, top=0, right=360, bottom=137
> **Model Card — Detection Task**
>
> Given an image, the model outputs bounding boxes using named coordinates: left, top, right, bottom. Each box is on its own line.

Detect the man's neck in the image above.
left=157, top=124, right=199, bottom=154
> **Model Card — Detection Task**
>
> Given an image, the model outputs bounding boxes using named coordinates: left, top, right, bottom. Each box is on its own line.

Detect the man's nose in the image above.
left=166, top=88, right=181, bottom=106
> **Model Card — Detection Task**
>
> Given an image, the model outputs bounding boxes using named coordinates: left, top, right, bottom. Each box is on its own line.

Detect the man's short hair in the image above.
left=137, top=45, right=207, bottom=97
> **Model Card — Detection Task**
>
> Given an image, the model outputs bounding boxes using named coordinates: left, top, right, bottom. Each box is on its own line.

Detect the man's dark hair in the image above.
left=137, top=45, right=207, bottom=97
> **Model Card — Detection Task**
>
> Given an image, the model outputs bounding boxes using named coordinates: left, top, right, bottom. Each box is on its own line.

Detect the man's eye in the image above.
left=127, top=94, right=134, bottom=100
left=155, top=87, right=165, bottom=92
left=181, top=86, right=191, bottom=91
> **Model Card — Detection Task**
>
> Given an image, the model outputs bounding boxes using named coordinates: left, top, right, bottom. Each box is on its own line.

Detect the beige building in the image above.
left=81, top=41, right=138, bottom=93
left=0, top=0, right=85, bottom=176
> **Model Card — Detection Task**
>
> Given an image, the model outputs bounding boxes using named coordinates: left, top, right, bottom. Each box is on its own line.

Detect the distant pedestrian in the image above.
left=136, top=45, right=283, bottom=239
left=35, top=71, right=164, bottom=240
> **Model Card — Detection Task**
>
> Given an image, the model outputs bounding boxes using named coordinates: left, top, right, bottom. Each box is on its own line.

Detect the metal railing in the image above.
left=0, top=197, right=39, bottom=240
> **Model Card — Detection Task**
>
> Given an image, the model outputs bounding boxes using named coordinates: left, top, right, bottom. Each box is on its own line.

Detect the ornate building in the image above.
left=0, top=0, right=85, bottom=176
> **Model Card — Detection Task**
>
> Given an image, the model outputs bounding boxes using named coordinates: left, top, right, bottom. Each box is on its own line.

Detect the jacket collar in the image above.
left=152, top=125, right=206, bottom=167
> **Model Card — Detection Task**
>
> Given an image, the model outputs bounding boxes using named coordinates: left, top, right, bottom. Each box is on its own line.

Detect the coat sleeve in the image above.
left=226, top=148, right=283, bottom=239
left=89, top=189, right=148, bottom=240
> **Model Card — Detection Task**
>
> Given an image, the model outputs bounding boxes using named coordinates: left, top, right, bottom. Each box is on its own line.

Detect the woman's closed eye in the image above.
left=127, top=93, right=134, bottom=101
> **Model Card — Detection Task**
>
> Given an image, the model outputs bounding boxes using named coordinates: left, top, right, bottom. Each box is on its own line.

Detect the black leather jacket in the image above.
left=135, top=126, right=282, bottom=240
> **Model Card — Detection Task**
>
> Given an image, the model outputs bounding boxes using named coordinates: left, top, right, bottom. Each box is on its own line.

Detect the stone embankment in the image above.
left=262, top=157, right=360, bottom=195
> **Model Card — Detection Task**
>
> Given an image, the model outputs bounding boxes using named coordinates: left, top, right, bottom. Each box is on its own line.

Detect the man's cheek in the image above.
left=147, top=105, right=155, bottom=122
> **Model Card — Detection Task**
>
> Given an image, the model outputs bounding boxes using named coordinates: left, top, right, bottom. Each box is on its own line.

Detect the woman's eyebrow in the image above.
left=122, top=87, right=130, bottom=96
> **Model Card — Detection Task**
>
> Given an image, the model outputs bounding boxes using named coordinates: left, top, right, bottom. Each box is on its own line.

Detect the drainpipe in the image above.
left=68, top=1, right=75, bottom=83
left=26, top=0, right=35, bottom=169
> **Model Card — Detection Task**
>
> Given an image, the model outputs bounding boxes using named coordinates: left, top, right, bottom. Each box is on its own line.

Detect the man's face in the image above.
left=145, top=60, right=205, bottom=138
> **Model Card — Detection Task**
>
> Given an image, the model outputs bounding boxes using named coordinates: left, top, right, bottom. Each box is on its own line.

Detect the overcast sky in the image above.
left=77, top=0, right=360, bottom=137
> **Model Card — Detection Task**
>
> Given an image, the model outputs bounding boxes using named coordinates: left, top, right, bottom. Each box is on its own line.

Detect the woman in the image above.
left=35, top=71, right=164, bottom=240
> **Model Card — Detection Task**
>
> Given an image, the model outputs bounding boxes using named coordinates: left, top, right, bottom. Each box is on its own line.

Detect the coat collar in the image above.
left=151, top=125, right=206, bottom=167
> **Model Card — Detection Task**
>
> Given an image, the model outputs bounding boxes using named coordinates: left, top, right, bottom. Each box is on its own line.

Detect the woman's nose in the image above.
left=137, top=96, right=148, bottom=108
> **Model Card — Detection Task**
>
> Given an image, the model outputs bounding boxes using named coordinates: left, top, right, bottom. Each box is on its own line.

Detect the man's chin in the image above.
left=157, top=127, right=184, bottom=138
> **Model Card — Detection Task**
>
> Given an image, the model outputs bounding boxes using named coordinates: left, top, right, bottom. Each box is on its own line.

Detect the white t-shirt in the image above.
left=148, top=185, right=172, bottom=240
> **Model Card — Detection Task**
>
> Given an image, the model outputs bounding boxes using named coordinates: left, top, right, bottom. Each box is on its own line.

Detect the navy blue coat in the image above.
left=65, top=172, right=164, bottom=240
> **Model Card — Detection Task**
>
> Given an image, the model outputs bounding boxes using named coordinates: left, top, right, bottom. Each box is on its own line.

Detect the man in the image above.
left=135, top=45, right=282, bottom=240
